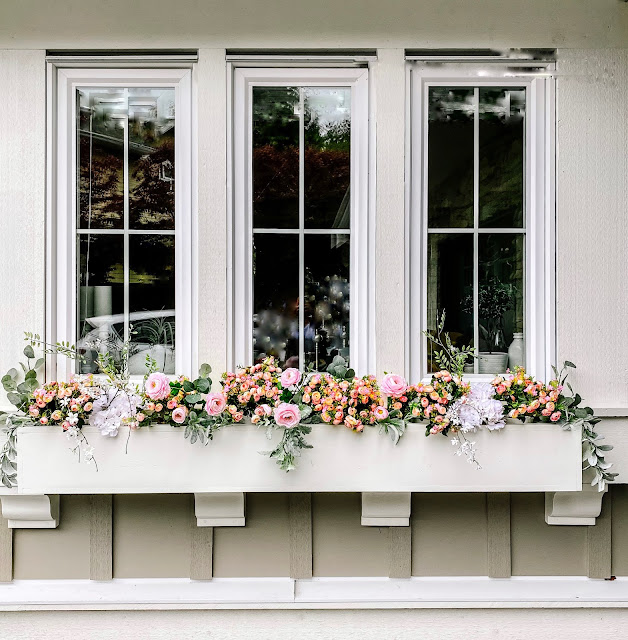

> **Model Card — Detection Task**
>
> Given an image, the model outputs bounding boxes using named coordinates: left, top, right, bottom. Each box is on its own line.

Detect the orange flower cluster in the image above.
left=492, top=367, right=563, bottom=422
left=221, top=357, right=283, bottom=423
left=29, top=378, right=97, bottom=429
left=403, top=371, right=470, bottom=434
left=301, top=373, right=384, bottom=432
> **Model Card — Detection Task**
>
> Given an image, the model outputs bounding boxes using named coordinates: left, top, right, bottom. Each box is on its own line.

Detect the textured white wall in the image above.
left=1, top=608, right=628, bottom=639
left=0, top=0, right=626, bottom=49
left=556, top=49, right=628, bottom=408
left=0, top=50, right=45, bottom=408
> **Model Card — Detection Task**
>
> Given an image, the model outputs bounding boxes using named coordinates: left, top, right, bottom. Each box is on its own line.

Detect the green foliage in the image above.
left=326, top=355, right=355, bottom=381
left=0, top=415, right=20, bottom=488
left=423, top=310, right=476, bottom=379
left=265, top=423, right=313, bottom=472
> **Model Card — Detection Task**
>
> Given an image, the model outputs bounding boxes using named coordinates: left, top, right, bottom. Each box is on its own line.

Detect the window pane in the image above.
left=304, top=88, right=351, bottom=229
left=253, top=234, right=299, bottom=367
left=426, top=233, right=474, bottom=372
left=77, top=89, right=125, bottom=229
left=129, top=88, right=175, bottom=230
left=252, top=87, right=299, bottom=229
left=128, top=235, right=176, bottom=374
left=478, top=234, right=524, bottom=358
left=479, top=88, right=525, bottom=228
left=428, top=88, right=474, bottom=228
left=77, top=235, right=125, bottom=373
left=304, top=234, right=350, bottom=370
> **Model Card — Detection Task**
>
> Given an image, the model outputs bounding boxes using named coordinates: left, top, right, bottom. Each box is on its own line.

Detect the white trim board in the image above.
left=1, top=577, right=628, bottom=611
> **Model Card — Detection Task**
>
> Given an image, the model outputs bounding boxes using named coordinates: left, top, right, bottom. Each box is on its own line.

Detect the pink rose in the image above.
left=145, top=372, right=171, bottom=401
left=280, top=367, right=302, bottom=388
left=380, top=373, right=407, bottom=398
left=273, top=403, right=301, bottom=428
left=205, top=392, right=227, bottom=416
left=260, top=404, right=272, bottom=416
left=172, top=407, right=187, bottom=424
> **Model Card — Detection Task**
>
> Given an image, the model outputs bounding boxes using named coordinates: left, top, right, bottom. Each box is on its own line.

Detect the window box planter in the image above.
left=9, top=420, right=582, bottom=494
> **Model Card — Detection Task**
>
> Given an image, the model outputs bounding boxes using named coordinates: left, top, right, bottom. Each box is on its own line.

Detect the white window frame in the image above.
left=230, top=67, right=372, bottom=374
left=407, top=62, right=556, bottom=382
left=47, top=64, right=195, bottom=381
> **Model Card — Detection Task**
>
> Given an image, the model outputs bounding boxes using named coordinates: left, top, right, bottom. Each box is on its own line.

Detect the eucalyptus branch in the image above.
left=422, top=310, right=476, bottom=379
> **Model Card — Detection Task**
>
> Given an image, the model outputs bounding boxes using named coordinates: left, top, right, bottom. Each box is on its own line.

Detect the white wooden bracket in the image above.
left=194, top=492, right=245, bottom=527
left=545, top=483, right=608, bottom=525
left=0, top=494, right=60, bottom=528
left=361, top=492, right=411, bottom=526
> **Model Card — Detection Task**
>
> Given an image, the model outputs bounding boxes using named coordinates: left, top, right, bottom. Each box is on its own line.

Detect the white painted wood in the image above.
left=545, top=484, right=607, bottom=526
left=0, top=494, right=59, bottom=528
left=361, top=492, right=411, bottom=526
left=12, top=422, right=582, bottom=493
left=2, top=577, right=628, bottom=610
left=194, top=492, right=245, bottom=527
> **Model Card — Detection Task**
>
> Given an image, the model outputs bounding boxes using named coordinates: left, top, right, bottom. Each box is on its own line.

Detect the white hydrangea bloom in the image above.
left=90, top=389, right=141, bottom=438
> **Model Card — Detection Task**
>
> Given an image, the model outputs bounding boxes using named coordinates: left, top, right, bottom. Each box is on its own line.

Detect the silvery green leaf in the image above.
left=265, top=426, right=274, bottom=440
left=388, top=423, right=400, bottom=446
left=591, top=473, right=601, bottom=487
left=587, top=454, right=597, bottom=466
left=598, top=460, right=613, bottom=470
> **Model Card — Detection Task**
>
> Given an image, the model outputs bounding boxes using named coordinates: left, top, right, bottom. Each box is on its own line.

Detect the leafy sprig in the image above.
left=423, top=310, right=476, bottom=379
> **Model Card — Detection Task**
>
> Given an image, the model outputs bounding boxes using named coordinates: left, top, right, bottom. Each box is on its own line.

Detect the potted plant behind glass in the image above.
left=463, top=277, right=515, bottom=374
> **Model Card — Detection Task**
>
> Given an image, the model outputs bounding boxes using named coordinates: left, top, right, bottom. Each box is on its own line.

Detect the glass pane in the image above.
left=428, top=88, right=474, bottom=228
left=129, top=88, right=176, bottom=229
left=304, top=87, right=351, bottom=229
left=77, top=89, right=125, bottom=229
left=304, top=234, right=350, bottom=370
left=252, top=87, right=300, bottom=229
left=426, top=233, right=474, bottom=372
left=128, top=235, right=176, bottom=374
left=77, top=235, right=125, bottom=373
left=478, top=234, right=524, bottom=359
left=253, top=234, right=299, bottom=367
left=479, top=88, right=525, bottom=228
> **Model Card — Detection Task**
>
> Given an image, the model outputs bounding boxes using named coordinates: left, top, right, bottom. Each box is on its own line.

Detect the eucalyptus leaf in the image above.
left=23, top=345, right=35, bottom=359
left=6, top=393, right=23, bottom=408
left=199, top=363, right=212, bottom=378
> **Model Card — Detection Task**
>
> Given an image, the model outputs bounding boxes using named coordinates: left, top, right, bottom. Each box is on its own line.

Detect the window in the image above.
left=231, top=68, right=371, bottom=373
left=409, top=62, right=555, bottom=380
left=48, top=65, right=194, bottom=379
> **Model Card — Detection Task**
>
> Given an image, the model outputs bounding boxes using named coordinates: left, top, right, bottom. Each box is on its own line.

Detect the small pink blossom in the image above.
left=280, top=367, right=302, bottom=388
left=145, top=372, right=171, bottom=401
left=380, top=373, right=407, bottom=398
left=260, top=404, right=272, bottom=416
left=273, top=403, right=301, bottom=428
left=373, top=406, right=389, bottom=421
left=171, top=407, right=187, bottom=424
left=205, top=392, right=227, bottom=416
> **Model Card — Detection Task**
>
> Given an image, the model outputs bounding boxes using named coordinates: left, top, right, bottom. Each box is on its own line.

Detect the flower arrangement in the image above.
left=0, top=333, right=618, bottom=489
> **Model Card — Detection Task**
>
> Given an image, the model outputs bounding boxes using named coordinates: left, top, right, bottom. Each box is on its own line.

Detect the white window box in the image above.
left=8, top=421, right=581, bottom=494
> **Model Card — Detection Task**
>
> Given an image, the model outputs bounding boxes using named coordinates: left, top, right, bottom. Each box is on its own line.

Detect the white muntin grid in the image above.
left=231, top=67, right=370, bottom=375
left=408, top=61, right=555, bottom=383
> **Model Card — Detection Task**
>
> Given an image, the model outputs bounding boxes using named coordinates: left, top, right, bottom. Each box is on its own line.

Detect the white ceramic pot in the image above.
left=477, top=352, right=508, bottom=374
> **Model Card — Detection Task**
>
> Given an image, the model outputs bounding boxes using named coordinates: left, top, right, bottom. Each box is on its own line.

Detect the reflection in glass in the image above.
left=479, top=88, right=525, bottom=228
left=427, top=233, right=473, bottom=372
left=253, top=234, right=299, bottom=367
left=129, top=88, right=176, bottom=229
left=128, top=235, right=176, bottom=374
left=304, top=234, right=350, bottom=370
left=77, top=89, right=125, bottom=229
left=252, top=87, right=300, bottom=228
left=428, top=87, right=475, bottom=228
left=478, top=234, right=524, bottom=354
left=77, top=235, right=125, bottom=373
left=304, top=88, right=351, bottom=229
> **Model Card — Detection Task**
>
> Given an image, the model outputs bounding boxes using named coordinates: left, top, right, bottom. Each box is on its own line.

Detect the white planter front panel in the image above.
left=13, top=422, right=582, bottom=494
